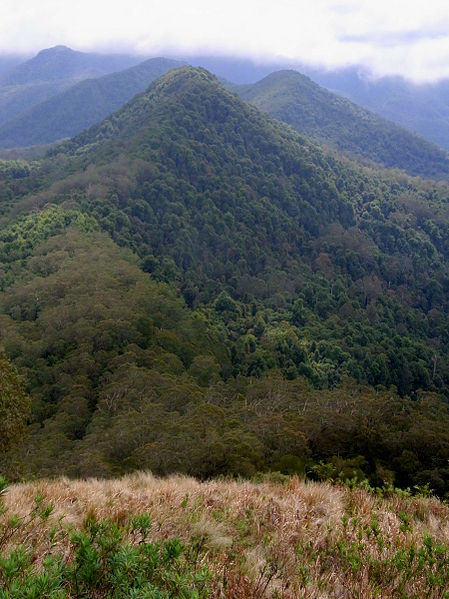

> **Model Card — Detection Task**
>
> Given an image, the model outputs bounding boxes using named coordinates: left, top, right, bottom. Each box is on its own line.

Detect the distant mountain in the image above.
left=0, top=54, right=28, bottom=77
left=235, top=70, right=449, bottom=180
left=0, top=45, right=145, bottom=127
left=176, top=55, right=449, bottom=153
left=0, top=45, right=142, bottom=85
left=304, top=67, right=449, bottom=153
left=0, top=57, right=184, bottom=147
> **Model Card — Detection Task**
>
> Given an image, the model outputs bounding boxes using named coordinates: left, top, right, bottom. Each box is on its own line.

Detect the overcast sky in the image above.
left=2, top=0, right=449, bottom=81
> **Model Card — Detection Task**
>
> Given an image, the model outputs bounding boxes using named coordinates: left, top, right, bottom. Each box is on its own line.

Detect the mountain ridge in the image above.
left=0, top=45, right=145, bottom=129
left=3, top=66, right=449, bottom=488
left=1, top=56, right=448, bottom=186
left=236, top=69, right=449, bottom=180
left=172, top=55, right=449, bottom=152
left=0, top=57, right=184, bottom=147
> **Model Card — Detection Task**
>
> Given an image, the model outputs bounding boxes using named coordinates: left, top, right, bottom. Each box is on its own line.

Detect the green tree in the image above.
left=0, top=349, right=30, bottom=453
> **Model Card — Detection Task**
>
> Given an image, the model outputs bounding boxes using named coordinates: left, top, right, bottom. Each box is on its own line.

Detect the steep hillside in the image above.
left=305, top=65, right=449, bottom=153
left=178, top=56, right=449, bottom=153
left=8, top=66, right=449, bottom=399
left=3, top=67, right=449, bottom=487
left=236, top=70, right=449, bottom=180
left=0, top=45, right=144, bottom=127
left=0, top=57, right=183, bottom=147
left=185, top=56, right=449, bottom=153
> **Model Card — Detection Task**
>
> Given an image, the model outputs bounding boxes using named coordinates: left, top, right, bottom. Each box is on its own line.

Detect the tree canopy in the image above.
left=0, top=349, right=29, bottom=453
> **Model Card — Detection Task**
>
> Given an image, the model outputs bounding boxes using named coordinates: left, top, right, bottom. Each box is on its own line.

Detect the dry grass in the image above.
left=3, top=472, right=449, bottom=598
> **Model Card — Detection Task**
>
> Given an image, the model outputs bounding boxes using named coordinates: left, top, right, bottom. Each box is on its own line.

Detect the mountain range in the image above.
left=2, top=66, right=449, bottom=493
left=0, top=47, right=448, bottom=185
left=186, top=56, right=449, bottom=153
left=235, top=70, right=449, bottom=180
left=3, top=42, right=449, bottom=599
left=184, top=56, right=449, bottom=153
left=0, top=45, right=144, bottom=128
left=0, top=56, right=183, bottom=147
left=4, top=48, right=449, bottom=154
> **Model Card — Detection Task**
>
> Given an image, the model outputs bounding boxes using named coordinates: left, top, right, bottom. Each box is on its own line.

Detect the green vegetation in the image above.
left=0, top=45, right=142, bottom=132
left=3, top=67, right=449, bottom=491
left=3, top=474, right=449, bottom=598
left=237, top=69, right=449, bottom=179
left=0, top=352, right=29, bottom=455
left=0, top=478, right=211, bottom=598
left=36, top=68, right=449, bottom=399
left=0, top=57, right=183, bottom=148
left=5, top=54, right=449, bottom=599
left=308, top=66, right=449, bottom=153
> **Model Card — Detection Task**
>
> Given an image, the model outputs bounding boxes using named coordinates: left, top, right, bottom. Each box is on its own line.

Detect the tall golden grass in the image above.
left=3, top=472, right=449, bottom=598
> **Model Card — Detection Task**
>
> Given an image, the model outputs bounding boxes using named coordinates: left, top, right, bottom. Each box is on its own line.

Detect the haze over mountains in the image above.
left=0, top=57, right=183, bottom=147
left=302, top=66, right=449, bottom=154
left=0, top=54, right=27, bottom=77
left=236, top=70, right=449, bottom=180
left=1, top=46, right=449, bottom=185
left=0, top=45, right=143, bottom=128
left=4, top=48, right=449, bottom=156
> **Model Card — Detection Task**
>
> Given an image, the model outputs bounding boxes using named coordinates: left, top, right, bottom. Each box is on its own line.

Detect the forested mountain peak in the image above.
left=4, top=66, right=449, bottom=488
left=236, top=69, right=449, bottom=180
left=64, top=65, right=232, bottom=148
left=240, top=68, right=314, bottom=88
left=0, top=45, right=142, bottom=86
left=56, top=65, right=326, bottom=165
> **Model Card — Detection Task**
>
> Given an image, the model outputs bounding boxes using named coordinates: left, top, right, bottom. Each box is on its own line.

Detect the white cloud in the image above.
left=1, top=0, right=449, bottom=81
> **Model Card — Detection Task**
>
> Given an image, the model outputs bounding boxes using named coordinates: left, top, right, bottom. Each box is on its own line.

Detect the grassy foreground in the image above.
left=2, top=473, right=449, bottom=598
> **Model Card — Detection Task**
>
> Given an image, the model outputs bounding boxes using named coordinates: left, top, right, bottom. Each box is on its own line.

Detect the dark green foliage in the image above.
left=4, top=67, right=449, bottom=490
left=24, top=64, right=449, bottom=398
left=237, top=70, right=449, bottom=180
left=0, top=221, right=231, bottom=476
left=0, top=351, right=29, bottom=454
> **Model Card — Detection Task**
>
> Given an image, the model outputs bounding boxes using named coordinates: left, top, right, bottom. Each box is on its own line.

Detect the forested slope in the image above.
left=0, top=57, right=183, bottom=147
left=0, top=45, right=143, bottom=129
left=307, top=65, right=449, bottom=153
left=3, top=67, right=449, bottom=490
left=236, top=70, right=449, bottom=180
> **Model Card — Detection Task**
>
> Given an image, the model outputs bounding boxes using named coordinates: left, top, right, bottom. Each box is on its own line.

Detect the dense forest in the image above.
left=3, top=67, right=449, bottom=494
left=236, top=70, right=449, bottom=180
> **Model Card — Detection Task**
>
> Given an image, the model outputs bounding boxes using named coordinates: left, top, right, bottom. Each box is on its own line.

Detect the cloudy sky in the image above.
left=1, top=0, right=449, bottom=81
